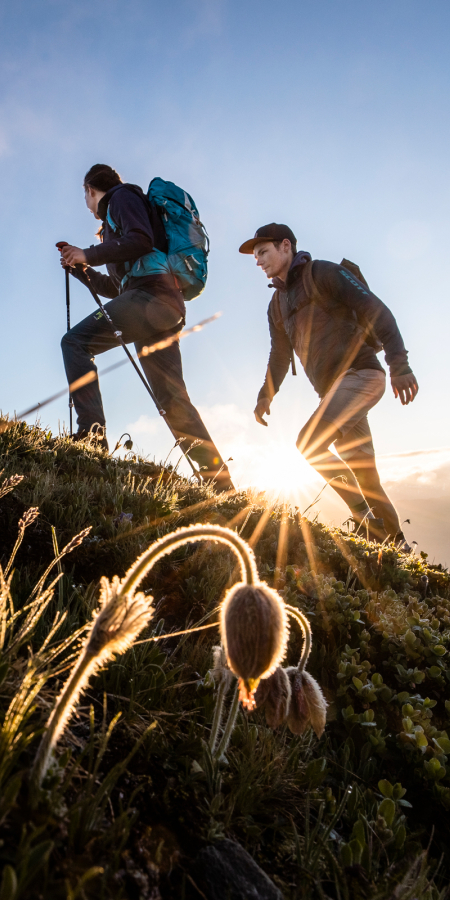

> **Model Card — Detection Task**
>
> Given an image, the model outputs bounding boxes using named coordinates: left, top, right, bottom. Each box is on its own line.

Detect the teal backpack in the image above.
left=107, top=178, right=209, bottom=301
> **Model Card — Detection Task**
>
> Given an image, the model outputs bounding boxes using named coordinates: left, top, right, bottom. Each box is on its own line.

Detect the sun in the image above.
left=230, top=436, right=324, bottom=508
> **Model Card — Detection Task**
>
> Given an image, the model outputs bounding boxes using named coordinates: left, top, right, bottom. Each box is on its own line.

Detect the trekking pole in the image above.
left=56, top=242, right=74, bottom=435
left=56, top=242, right=201, bottom=483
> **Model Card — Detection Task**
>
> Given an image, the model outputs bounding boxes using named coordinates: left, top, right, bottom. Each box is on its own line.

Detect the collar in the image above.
left=269, top=250, right=311, bottom=290
left=97, top=184, right=123, bottom=221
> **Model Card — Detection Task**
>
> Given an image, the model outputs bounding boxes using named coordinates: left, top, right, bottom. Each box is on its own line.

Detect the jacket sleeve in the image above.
left=83, top=189, right=154, bottom=267
left=315, top=261, right=412, bottom=377
left=257, top=300, right=292, bottom=402
left=70, top=266, right=120, bottom=299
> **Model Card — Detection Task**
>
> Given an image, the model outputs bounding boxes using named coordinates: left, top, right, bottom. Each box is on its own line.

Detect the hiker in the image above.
left=60, top=164, right=233, bottom=491
left=239, top=224, right=418, bottom=544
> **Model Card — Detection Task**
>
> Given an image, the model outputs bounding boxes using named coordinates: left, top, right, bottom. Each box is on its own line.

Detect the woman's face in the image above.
left=84, top=185, right=101, bottom=219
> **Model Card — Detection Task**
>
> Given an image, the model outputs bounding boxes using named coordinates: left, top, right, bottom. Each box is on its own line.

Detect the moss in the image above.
left=0, top=418, right=449, bottom=899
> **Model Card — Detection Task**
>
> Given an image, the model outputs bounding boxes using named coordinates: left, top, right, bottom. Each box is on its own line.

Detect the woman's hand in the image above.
left=61, top=245, right=87, bottom=267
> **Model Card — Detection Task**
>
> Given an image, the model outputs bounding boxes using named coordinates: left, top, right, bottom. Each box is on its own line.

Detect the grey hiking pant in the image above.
left=61, top=286, right=226, bottom=477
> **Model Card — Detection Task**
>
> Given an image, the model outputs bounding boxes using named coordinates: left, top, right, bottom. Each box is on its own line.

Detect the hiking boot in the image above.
left=366, top=518, right=388, bottom=543
left=70, top=427, right=109, bottom=452
left=352, top=516, right=387, bottom=543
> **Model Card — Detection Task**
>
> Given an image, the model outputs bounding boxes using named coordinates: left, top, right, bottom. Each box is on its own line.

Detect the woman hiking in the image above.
left=60, top=164, right=233, bottom=492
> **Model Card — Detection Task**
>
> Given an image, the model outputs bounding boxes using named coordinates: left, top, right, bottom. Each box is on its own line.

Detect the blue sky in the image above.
left=1, top=0, right=450, bottom=551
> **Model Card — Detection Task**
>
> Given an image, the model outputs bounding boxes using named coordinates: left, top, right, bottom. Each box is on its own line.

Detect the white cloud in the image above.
left=378, top=446, right=450, bottom=496
left=128, top=413, right=165, bottom=438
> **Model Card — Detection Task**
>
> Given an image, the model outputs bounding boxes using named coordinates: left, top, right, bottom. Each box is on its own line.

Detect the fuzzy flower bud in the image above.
left=31, top=575, right=153, bottom=793
left=220, top=583, right=289, bottom=710
left=211, top=644, right=234, bottom=692
left=88, top=576, right=152, bottom=658
left=254, top=666, right=291, bottom=728
left=285, top=667, right=327, bottom=738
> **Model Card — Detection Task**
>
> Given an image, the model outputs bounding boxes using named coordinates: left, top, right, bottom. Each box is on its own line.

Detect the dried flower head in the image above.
left=285, top=667, right=327, bottom=738
left=31, top=576, right=153, bottom=792
left=254, top=666, right=291, bottom=728
left=63, top=526, right=92, bottom=555
left=18, top=507, right=39, bottom=530
left=0, top=473, right=24, bottom=500
left=220, top=583, right=289, bottom=710
left=88, top=575, right=153, bottom=659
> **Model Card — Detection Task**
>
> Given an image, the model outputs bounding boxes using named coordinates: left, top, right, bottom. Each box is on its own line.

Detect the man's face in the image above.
left=254, top=239, right=292, bottom=279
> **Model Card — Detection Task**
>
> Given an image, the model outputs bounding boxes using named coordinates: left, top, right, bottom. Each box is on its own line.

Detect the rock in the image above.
left=193, top=839, right=283, bottom=900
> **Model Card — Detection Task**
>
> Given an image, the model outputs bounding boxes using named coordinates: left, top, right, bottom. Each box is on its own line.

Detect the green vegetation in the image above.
left=0, top=417, right=449, bottom=899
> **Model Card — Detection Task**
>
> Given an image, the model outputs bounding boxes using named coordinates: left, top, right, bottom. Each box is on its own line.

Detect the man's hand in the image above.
left=254, top=398, right=271, bottom=426
left=61, top=245, right=87, bottom=267
left=391, top=372, right=419, bottom=405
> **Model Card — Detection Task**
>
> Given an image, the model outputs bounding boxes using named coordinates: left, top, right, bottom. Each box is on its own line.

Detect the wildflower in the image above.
left=220, top=583, right=289, bottom=710
left=31, top=576, right=153, bottom=792
left=285, top=667, right=327, bottom=738
left=254, top=666, right=291, bottom=728
left=251, top=604, right=327, bottom=738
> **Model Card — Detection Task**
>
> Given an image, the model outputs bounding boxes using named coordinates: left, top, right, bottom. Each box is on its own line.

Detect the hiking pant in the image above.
left=61, top=286, right=226, bottom=477
left=296, top=368, right=401, bottom=537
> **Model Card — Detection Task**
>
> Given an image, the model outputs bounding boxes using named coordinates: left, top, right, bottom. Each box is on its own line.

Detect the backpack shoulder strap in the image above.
left=301, top=259, right=322, bottom=303
left=269, top=289, right=284, bottom=330
left=106, top=205, right=121, bottom=235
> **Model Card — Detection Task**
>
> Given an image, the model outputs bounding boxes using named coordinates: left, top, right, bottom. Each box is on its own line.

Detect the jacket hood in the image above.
left=270, top=250, right=311, bottom=291
left=97, top=183, right=146, bottom=221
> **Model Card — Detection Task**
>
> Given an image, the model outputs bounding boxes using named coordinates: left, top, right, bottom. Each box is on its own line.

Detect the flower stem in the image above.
left=286, top=605, right=312, bottom=671
left=209, top=677, right=230, bottom=753
left=215, top=682, right=240, bottom=760
left=119, top=525, right=258, bottom=599
left=30, top=649, right=97, bottom=796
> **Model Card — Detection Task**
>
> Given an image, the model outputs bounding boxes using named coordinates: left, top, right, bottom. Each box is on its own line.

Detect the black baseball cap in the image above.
left=239, top=222, right=297, bottom=254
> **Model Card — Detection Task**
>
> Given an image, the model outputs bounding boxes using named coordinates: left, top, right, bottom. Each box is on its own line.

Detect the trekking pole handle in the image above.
left=56, top=241, right=71, bottom=271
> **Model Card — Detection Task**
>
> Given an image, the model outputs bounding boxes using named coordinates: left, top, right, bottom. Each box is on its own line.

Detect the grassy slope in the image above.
left=0, top=419, right=449, bottom=900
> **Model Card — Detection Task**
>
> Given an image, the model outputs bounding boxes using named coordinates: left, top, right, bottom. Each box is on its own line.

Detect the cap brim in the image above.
left=239, top=236, right=274, bottom=254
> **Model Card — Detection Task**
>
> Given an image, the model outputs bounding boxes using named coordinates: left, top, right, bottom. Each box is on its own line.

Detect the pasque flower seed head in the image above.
left=285, top=667, right=327, bottom=738
left=254, top=666, right=292, bottom=728
left=220, top=583, right=289, bottom=709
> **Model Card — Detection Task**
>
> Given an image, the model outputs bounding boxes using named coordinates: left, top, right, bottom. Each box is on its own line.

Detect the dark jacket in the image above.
left=258, top=258, right=411, bottom=401
left=73, top=183, right=184, bottom=316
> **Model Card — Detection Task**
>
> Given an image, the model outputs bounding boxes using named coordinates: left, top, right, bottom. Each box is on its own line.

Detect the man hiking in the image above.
left=239, top=223, right=418, bottom=544
left=60, top=163, right=233, bottom=491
